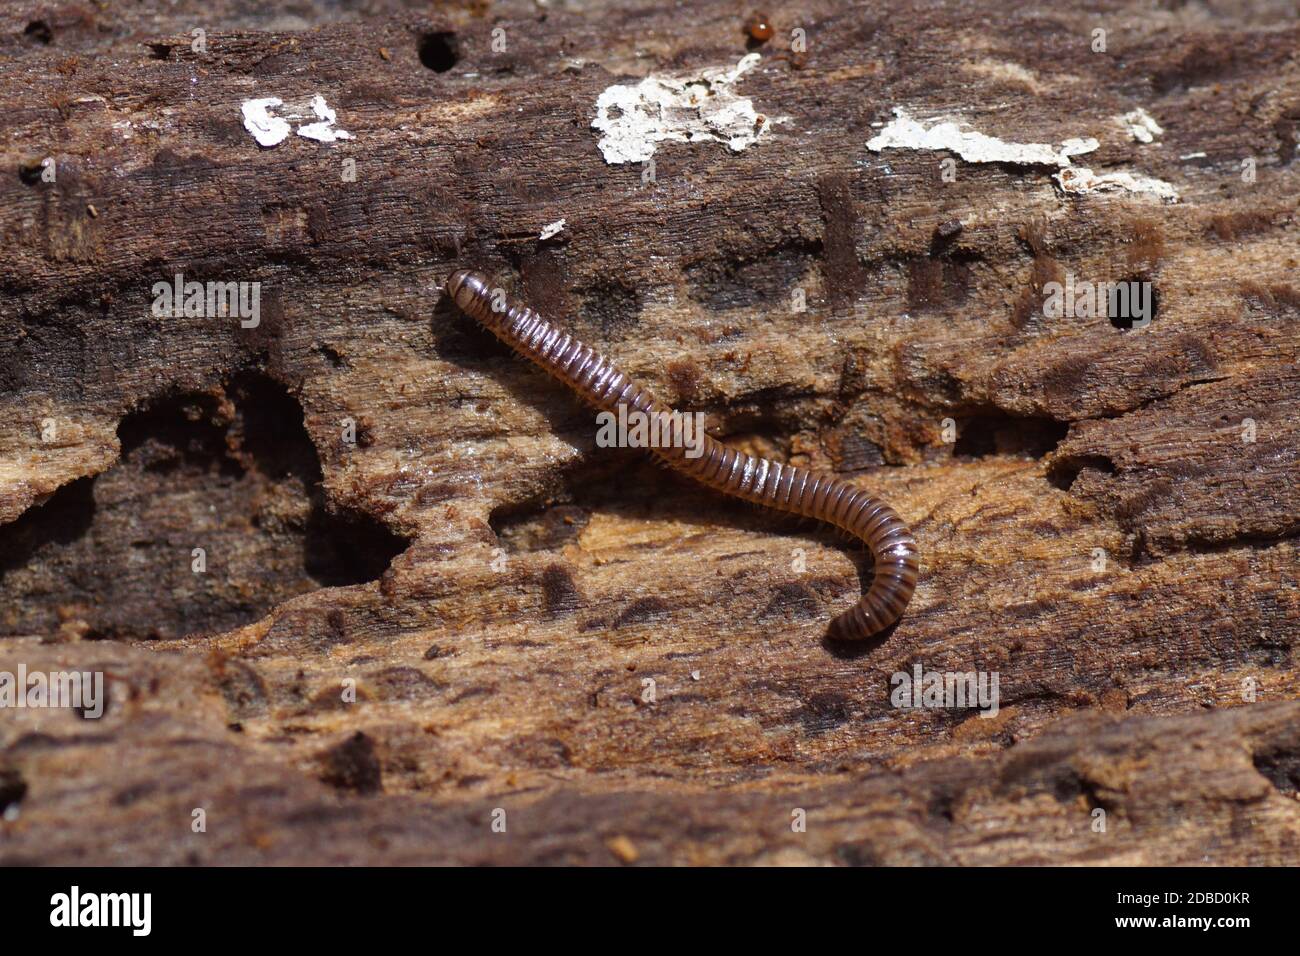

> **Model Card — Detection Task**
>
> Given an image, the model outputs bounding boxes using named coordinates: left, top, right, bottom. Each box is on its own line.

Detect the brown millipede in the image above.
left=445, top=269, right=920, bottom=641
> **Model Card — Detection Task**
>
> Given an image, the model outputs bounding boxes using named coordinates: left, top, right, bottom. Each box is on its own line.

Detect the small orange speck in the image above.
left=606, top=835, right=639, bottom=863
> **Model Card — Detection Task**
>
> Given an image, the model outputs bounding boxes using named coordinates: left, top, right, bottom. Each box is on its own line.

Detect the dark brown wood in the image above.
left=1, top=0, right=1298, bottom=865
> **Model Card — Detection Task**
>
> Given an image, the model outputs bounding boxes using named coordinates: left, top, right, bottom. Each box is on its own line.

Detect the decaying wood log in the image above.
left=1, top=0, right=1298, bottom=865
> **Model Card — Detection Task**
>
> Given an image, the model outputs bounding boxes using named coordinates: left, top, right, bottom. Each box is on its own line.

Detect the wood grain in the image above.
left=0, top=0, right=1297, bottom=865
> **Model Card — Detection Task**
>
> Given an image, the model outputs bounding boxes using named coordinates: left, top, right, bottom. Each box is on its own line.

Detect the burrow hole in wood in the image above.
left=418, top=32, right=459, bottom=72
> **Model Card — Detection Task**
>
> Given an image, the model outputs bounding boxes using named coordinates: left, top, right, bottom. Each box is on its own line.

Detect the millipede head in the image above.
left=446, top=269, right=491, bottom=315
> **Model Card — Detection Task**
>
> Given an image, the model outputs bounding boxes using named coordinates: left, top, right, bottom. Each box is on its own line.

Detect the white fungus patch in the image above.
left=1117, top=108, right=1163, bottom=144
left=867, top=106, right=1179, bottom=202
left=866, top=108, right=1098, bottom=166
left=296, top=94, right=353, bottom=142
left=591, top=53, right=781, bottom=164
left=1055, top=166, right=1180, bottom=202
left=242, top=97, right=292, bottom=148
left=539, top=218, right=566, bottom=240
left=241, top=94, right=351, bottom=147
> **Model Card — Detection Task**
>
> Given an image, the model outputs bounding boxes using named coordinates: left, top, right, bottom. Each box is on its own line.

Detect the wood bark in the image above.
left=1, top=0, right=1298, bottom=864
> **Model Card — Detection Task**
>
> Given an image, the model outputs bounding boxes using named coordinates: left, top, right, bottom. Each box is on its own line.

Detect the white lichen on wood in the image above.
left=242, top=97, right=292, bottom=148
left=297, top=94, right=353, bottom=143
left=866, top=107, right=1098, bottom=166
left=591, top=53, right=780, bottom=164
left=867, top=106, right=1179, bottom=201
left=1055, top=166, right=1180, bottom=202
left=1117, top=108, right=1163, bottom=144
left=242, top=94, right=351, bottom=147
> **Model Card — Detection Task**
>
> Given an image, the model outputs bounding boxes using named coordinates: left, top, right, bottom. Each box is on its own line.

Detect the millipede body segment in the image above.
left=446, top=269, right=920, bottom=640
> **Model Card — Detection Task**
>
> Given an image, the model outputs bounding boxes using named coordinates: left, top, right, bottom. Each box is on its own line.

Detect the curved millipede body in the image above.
left=445, top=269, right=920, bottom=640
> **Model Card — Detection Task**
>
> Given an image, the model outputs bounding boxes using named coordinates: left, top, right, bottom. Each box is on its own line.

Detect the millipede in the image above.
left=445, top=269, right=920, bottom=641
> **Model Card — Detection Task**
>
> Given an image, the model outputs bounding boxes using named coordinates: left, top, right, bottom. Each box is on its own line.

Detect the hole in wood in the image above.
left=0, top=371, right=409, bottom=641
left=23, top=20, right=53, bottom=45
left=418, top=32, right=459, bottom=73
left=1109, top=276, right=1159, bottom=330
left=952, top=413, right=1069, bottom=460
left=1046, top=454, right=1116, bottom=492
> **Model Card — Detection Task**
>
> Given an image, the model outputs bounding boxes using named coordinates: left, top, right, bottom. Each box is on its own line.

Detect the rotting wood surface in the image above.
left=0, top=0, right=1298, bottom=865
